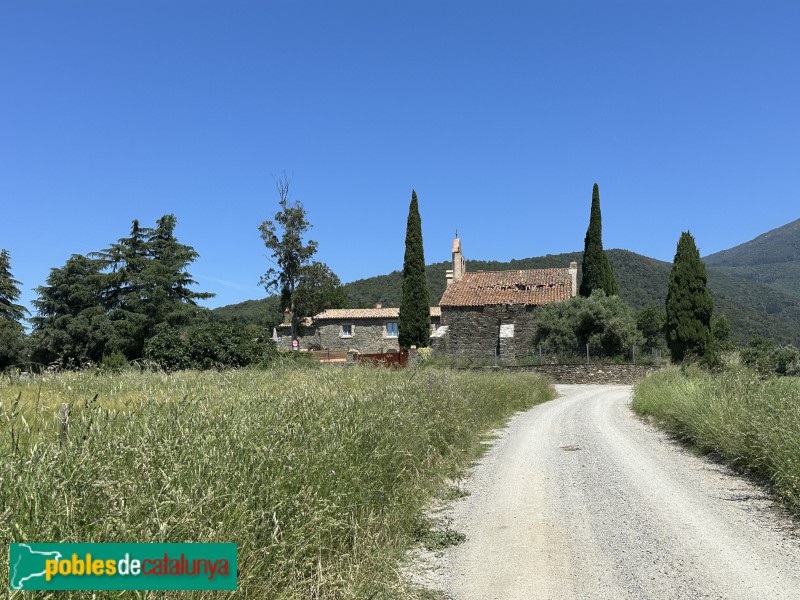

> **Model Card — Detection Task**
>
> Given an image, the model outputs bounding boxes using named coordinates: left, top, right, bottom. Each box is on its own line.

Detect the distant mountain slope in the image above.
left=705, top=218, right=800, bottom=267
left=700, top=262, right=800, bottom=299
left=214, top=248, right=800, bottom=345
left=703, top=218, right=800, bottom=298
left=209, top=297, right=282, bottom=329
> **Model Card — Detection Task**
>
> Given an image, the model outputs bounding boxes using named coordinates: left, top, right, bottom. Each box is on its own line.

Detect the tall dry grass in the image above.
left=633, top=366, right=800, bottom=514
left=0, top=366, right=553, bottom=598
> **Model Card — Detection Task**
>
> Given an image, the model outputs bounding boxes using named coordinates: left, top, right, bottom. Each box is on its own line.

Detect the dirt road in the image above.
left=438, top=385, right=800, bottom=599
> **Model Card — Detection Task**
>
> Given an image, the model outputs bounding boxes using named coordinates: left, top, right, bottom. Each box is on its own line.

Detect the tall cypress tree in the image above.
left=399, top=190, right=430, bottom=349
left=579, top=183, right=618, bottom=297
left=665, top=231, right=714, bottom=363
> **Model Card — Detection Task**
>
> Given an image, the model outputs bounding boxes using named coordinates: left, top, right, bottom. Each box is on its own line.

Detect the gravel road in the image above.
left=435, top=384, right=800, bottom=600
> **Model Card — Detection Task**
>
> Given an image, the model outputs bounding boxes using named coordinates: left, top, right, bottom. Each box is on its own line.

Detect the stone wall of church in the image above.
left=432, top=305, right=538, bottom=361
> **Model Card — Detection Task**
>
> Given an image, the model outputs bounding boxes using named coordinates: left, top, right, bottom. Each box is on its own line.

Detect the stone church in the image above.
left=431, top=237, right=577, bottom=361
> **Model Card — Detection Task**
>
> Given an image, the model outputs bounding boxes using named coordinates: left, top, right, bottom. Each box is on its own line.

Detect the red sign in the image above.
left=291, top=338, right=299, bottom=350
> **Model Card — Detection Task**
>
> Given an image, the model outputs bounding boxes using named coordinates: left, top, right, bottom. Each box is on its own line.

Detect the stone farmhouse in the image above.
left=431, top=237, right=578, bottom=360
left=279, top=306, right=441, bottom=354
left=278, top=236, right=575, bottom=359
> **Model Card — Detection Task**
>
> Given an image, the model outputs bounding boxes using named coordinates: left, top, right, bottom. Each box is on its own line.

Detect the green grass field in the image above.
left=633, top=366, right=800, bottom=515
left=1, top=366, right=554, bottom=599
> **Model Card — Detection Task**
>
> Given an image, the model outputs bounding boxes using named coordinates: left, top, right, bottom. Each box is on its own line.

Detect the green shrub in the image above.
left=534, top=290, right=644, bottom=356
left=741, top=337, right=800, bottom=377
left=100, top=350, right=129, bottom=372
left=144, top=322, right=273, bottom=371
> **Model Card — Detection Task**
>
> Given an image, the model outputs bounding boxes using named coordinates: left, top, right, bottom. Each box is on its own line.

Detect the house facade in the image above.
left=431, top=237, right=577, bottom=361
left=279, top=306, right=441, bottom=353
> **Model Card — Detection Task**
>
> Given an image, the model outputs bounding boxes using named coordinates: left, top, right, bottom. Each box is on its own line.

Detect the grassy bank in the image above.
left=1, top=366, right=553, bottom=598
left=633, top=366, right=800, bottom=514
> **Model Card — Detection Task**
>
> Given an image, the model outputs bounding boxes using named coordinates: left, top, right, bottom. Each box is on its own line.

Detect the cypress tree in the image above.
left=579, top=183, right=618, bottom=297
left=399, top=190, right=430, bottom=349
left=665, top=231, right=714, bottom=363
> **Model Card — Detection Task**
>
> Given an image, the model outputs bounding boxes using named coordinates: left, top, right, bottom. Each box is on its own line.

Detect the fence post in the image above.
left=59, top=403, right=69, bottom=445
left=408, top=346, right=419, bottom=368
left=586, top=344, right=590, bottom=365
left=632, top=345, right=636, bottom=364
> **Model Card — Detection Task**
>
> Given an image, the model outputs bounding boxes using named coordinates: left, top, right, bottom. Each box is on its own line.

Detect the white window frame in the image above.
left=340, top=324, right=354, bottom=338
left=384, top=321, right=399, bottom=338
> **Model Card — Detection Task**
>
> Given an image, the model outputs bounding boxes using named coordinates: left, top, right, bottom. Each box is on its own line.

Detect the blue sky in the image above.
left=2, top=0, right=798, bottom=314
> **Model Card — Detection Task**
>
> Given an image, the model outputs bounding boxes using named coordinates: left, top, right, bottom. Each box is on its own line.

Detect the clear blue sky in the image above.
left=2, top=0, right=798, bottom=314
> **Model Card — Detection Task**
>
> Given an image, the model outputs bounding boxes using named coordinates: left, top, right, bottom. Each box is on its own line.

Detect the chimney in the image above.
left=445, top=269, right=454, bottom=286
left=375, top=303, right=382, bottom=309
left=452, top=236, right=466, bottom=282
left=568, top=261, right=578, bottom=297
left=282, top=307, right=290, bottom=325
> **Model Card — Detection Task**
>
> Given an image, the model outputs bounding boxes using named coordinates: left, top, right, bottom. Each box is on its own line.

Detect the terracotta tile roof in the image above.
left=313, top=307, right=441, bottom=320
left=439, top=269, right=573, bottom=307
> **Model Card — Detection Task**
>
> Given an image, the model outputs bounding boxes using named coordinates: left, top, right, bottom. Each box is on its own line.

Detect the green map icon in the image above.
left=9, top=544, right=63, bottom=590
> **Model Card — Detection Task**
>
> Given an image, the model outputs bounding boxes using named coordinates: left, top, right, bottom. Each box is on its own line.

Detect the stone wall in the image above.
left=464, top=364, right=661, bottom=385
left=434, top=305, right=538, bottom=360
left=311, top=321, right=401, bottom=354
left=283, top=316, right=441, bottom=354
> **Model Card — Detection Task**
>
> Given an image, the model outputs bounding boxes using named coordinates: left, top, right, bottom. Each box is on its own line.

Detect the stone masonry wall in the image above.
left=464, top=364, right=661, bottom=385
left=283, top=316, right=441, bottom=353
left=311, top=321, right=401, bottom=354
left=436, top=305, right=538, bottom=360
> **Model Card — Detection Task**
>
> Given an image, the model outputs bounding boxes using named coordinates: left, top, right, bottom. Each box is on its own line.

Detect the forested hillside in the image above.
left=214, top=247, right=800, bottom=345
left=704, top=218, right=800, bottom=298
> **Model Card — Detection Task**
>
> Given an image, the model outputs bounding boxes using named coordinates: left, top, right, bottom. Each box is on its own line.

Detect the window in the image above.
left=341, top=324, right=353, bottom=338
left=385, top=322, right=398, bottom=338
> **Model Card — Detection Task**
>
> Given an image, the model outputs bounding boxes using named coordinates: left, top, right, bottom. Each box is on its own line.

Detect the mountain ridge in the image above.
left=704, top=217, right=800, bottom=267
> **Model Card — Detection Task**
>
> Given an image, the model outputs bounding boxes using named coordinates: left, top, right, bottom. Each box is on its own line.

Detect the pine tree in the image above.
left=31, top=216, right=213, bottom=365
left=145, top=214, right=213, bottom=327
left=0, top=249, right=28, bottom=323
left=93, top=219, right=152, bottom=312
left=579, top=183, right=618, bottom=297
left=399, top=190, right=430, bottom=349
left=0, top=249, right=28, bottom=369
left=665, top=231, right=714, bottom=363
left=30, top=254, right=115, bottom=366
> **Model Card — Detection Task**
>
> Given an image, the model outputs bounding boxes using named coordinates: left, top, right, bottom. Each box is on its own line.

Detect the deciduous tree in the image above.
left=293, top=261, right=347, bottom=328
left=259, top=174, right=318, bottom=343
left=636, top=306, right=667, bottom=350
left=711, top=313, right=733, bottom=352
left=399, top=190, right=431, bottom=349
left=534, top=291, right=642, bottom=356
